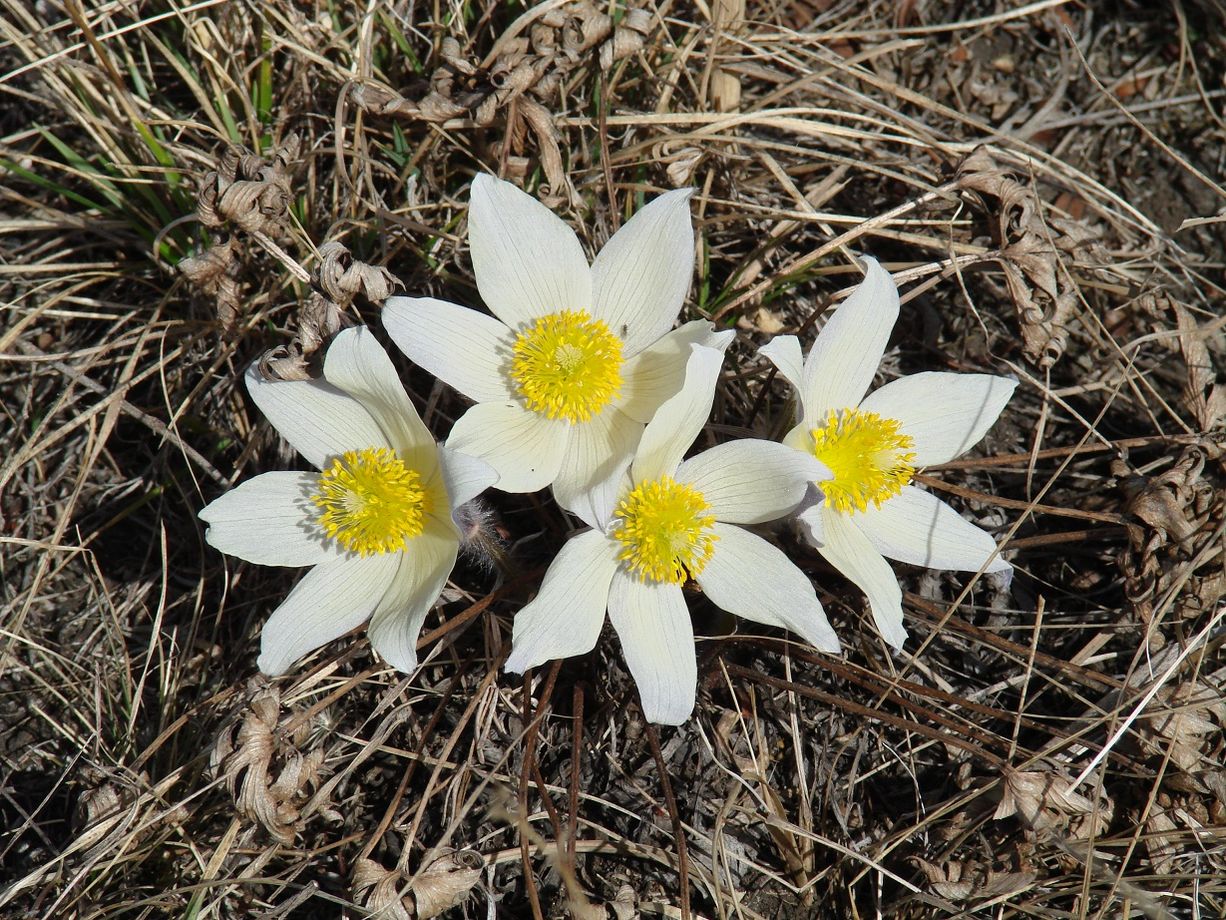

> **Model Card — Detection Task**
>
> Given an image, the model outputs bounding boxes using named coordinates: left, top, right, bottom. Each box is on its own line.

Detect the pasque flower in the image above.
left=199, top=326, right=496, bottom=675
left=506, top=344, right=840, bottom=725
left=759, top=257, right=1016, bottom=650
left=383, top=174, right=731, bottom=513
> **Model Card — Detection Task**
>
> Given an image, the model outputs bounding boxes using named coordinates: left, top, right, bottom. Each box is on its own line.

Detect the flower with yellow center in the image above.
left=198, top=327, right=497, bottom=676
left=759, top=256, right=1017, bottom=650
left=505, top=345, right=840, bottom=726
left=383, top=174, right=733, bottom=514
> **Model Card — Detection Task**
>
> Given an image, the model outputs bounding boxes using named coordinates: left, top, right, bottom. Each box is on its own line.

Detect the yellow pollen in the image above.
left=809, top=408, right=916, bottom=514
left=312, top=448, right=431, bottom=555
left=611, top=476, right=717, bottom=584
left=510, top=310, right=623, bottom=423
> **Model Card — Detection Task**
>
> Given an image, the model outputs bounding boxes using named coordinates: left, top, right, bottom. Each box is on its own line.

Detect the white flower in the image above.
left=198, top=326, right=496, bottom=675
left=759, top=256, right=1017, bottom=650
left=505, top=344, right=840, bottom=725
left=383, top=174, right=732, bottom=514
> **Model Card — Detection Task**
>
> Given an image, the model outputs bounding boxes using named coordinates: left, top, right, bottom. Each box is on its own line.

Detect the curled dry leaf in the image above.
left=996, top=768, right=1113, bottom=840
left=609, top=883, right=638, bottom=920
left=314, top=241, right=403, bottom=306
left=1121, top=449, right=1205, bottom=548
left=599, top=7, right=652, bottom=70
left=352, top=849, right=484, bottom=919
left=1142, top=681, right=1226, bottom=778
left=72, top=765, right=131, bottom=852
left=956, top=146, right=1097, bottom=368
left=1114, top=445, right=1220, bottom=627
left=1175, top=306, right=1226, bottom=432
left=179, top=239, right=243, bottom=331
left=257, top=341, right=314, bottom=382
left=913, top=857, right=1036, bottom=901
left=210, top=683, right=323, bottom=844
left=350, top=2, right=652, bottom=200
left=255, top=247, right=376, bottom=382
left=196, top=135, right=299, bottom=237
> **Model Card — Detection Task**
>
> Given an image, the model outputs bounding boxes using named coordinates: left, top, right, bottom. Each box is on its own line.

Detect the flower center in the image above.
left=312, top=448, right=431, bottom=555
left=510, top=310, right=623, bottom=423
left=611, top=476, right=718, bottom=584
left=809, top=409, right=916, bottom=514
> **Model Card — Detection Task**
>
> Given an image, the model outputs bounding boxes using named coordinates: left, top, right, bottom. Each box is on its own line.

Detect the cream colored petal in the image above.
left=757, top=335, right=805, bottom=394
left=257, top=552, right=399, bottom=675
left=796, top=497, right=826, bottom=545
left=365, top=523, right=459, bottom=673
left=781, top=422, right=810, bottom=453
left=607, top=573, right=696, bottom=725
left=436, top=445, right=499, bottom=514
left=383, top=296, right=516, bottom=403
left=631, top=344, right=724, bottom=484
left=468, top=173, right=592, bottom=328
left=573, top=465, right=634, bottom=532
left=245, top=368, right=386, bottom=469
left=676, top=440, right=830, bottom=525
left=855, top=486, right=1012, bottom=574
left=817, top=511, right=908, bottom=650
left=323, top=325, right=435, bottom=463
left=200, top=471, right=338, bottom=567
left=696, top=523, right=840, bottom=653
left=859, top=372, right=1017, bottom=465
left=505, top=529, right=620, bottom=673
left=551, top=406, right=642, bottom=519
left=446, top=401, right=568, bottom=493
left=799, top=256, right=898, bottom=423
left=591, top=188, right=695, bottom=356
left=618, top=321, right=734, bottom=423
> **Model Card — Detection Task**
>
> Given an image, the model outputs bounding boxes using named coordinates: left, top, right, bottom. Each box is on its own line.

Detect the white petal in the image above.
left=757, top=335, right=804, bottom=393
left=383, top=296, right=516, bottom=403
left=676, top=440, right=831, bottom=525
left=468, top=173, right=592, bottom=328
left=436, top=445, right=499, bottom=515
left=607, top=574, right=696, bottom=725
left=200, top=472, right=338, bottom=567
left=571, top=465, right=634, bottom=532
left=817, top=511, right=908, bottom=650
left=618, top=321, right=734, bottom=423
left=365, top=522, right=459, bottom=673
left=505, top=530, right=620, bottom=672
left=446, top=402, right=568, bottom=493
left=323, top=326, right=434, bottom=463
left=245, top=368, right=386, bottom=469
left=796, top=494, right=826, bottom=545
left=696, top=523, right=840, bottom=653
left=257, top=553, right=399, bottom=675
left=591, top=188, right=695, bottom=356
left=551, top=407, right=642, bottom=518
left=859, top=372, right=1018, bottom=465
left=781, top=422, right=810, bottom=453
left=854, top=486, right=1012, bottom=574
left=631, top=344, right=724, bottom=484
left=799, top=256, right=898, bottom=423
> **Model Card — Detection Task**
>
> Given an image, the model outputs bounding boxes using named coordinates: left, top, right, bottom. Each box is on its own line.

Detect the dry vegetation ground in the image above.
left=2, top=0, right=1225, bottom=917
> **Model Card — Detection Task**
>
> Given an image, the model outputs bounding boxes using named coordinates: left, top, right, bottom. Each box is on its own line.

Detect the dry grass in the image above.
left=2, top=1, right=1224, bottom=917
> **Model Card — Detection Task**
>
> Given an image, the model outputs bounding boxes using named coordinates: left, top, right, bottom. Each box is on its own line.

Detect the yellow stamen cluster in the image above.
left=809, top=408, right=916, bottom=514
left=313, top=448, right=431, bottom=555
left=510, top=310, right=623, bottom=423
left=612, top=476, right=718, bottom=584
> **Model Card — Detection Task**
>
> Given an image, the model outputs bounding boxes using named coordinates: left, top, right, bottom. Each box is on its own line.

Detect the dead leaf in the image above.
left=956, top=146, right=1097, bottom=368
left=914, top=857, right=1036, bottom=901
left=996, top=768, right=1113, bottom=840
left=210, top=683, right=323, bottom=844
left=352, top=849, right=483, bottom=919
